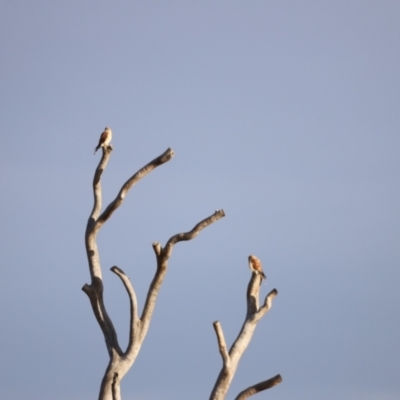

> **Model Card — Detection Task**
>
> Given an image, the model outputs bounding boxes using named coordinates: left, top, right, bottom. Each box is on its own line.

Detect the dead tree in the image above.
left=83, top=145, right=225, bottom=400
left=210, top=273, right=282, bottom=400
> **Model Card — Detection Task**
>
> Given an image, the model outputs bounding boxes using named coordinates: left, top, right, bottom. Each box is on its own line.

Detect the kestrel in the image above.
left=248, top=255, right=266, bottom=280
left=94, top=127, right=113, bottom=154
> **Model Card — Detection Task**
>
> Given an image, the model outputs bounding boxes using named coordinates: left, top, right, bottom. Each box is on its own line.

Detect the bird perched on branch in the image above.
left=248, top=255, right=266, bottom=281
left=94, top=127, right=113, bottom=154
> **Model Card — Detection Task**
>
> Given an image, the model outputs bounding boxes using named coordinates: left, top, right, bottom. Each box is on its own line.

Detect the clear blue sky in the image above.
left=1, top=2, right=399, bottom=399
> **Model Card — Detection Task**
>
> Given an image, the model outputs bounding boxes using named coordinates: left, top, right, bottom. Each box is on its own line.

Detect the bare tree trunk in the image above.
left=83, top=146, right=225, bottom=400
left=210, top=271, right=281, bottom=400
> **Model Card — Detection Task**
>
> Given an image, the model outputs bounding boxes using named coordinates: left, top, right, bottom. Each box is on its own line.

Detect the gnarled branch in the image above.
left=110, top=266, right=140, bottom=349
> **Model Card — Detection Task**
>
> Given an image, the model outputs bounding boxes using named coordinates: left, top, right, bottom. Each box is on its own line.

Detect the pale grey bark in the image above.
left=209, top=273, right=281, bottom=400
left=83, top=146, right=225, bottom=400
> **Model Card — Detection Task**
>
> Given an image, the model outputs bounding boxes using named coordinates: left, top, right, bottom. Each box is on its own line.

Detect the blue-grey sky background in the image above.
left=1, top=2, right=399, bottom=399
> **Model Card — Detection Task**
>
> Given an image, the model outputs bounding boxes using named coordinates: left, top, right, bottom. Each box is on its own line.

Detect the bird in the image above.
left=248, top=255, right=266, bottom=281
left=94, top=127, right=113, bottom=154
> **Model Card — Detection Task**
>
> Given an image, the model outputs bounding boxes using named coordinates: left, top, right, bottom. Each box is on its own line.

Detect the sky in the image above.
left=1, top=1, right=399, bottom=399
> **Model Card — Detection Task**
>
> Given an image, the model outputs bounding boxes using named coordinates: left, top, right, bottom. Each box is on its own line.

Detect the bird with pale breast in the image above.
left=94, top=127, right=113, bottom=154
left=248, top=255, right=266, bottom=280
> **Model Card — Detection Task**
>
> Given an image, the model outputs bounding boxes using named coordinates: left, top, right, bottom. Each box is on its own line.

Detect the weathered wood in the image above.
left=209, top=270, right=280, bottom=400
left=83, top=145, right=225, bottom=400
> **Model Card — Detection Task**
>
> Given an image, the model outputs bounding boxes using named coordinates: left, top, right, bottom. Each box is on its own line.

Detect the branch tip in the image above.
left=257, top=288, right=278, bottom=316
left=152, top=242, right=162, bottom=256
left=216, top=209, right=225, bottom=217
left=159, top=147, right=174, bottom=163
left=234, top=374, right=283, bottom=400
left=110, top=266, right=126, bottom=275
left=163, top=209, right=225, bottom=259
left=213, top=321, right=230, bottom=367
left=266, top=288, right=278, bottom=300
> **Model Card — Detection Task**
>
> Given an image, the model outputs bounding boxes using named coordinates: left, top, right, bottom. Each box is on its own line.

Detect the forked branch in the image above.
left=83, top=145, right=225, bottom=400
left=209, top=265, right=280, bottom=400
left=140, top=209, right=225, bottom=333
left=84, top=147, right=174, bottom=362
left=95, top=148, right=174, bottom=232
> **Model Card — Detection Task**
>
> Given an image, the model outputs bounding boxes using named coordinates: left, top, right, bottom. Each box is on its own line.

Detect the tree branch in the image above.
left=152, top=242, right=162, bottom=258
left=246, top=273, right=262, bottom=317
left=95, top=148, right=174, bottom=232
left=256, top=289, right=278, bottom=320
left=140, top=209, right=225, bottom=333
left=84, top=148, right=175, bottom=354
left=82, top=280, right=123, bottom=357
left=83, top=142, right=226, bottom=400
left=110, top=266, right=140, bottom=350
left=163, top=209, right=226, bottom=259
left=88, top=146, right=113, bottom=227
left=213, top=321, right=230, bottom=369
left=84, top=146, right=177, bottom=399
left=234, top=375, right=282, bottom=400
left=209, top=257, right=279, bottom=400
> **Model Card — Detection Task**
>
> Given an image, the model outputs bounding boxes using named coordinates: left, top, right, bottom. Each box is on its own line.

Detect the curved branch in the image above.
left=110, top=266, right=140, bottom=352
left=163, top=209, right=226, bottom=259
left=95, top=148, right=175, bottom=231
left=234, top=375, right=282, bottom=400
left=140, top=209, right=225, bottom=334
left=256, top=289, right=278, bottom=320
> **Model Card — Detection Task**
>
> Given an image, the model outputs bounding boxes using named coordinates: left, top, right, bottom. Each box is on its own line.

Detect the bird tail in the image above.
left=258, top=271, right=266, bottom=286
left=94, top=145, right=100, bottom=155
